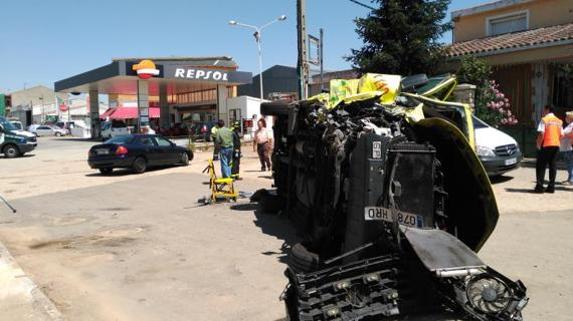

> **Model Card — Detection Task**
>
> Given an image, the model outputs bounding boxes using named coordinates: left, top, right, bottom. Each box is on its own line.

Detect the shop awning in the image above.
left=100, top=107, right=160, bottom=120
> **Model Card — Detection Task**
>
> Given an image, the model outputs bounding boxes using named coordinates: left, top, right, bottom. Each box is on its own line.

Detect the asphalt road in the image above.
left=0, top=137, right=572, bottom=320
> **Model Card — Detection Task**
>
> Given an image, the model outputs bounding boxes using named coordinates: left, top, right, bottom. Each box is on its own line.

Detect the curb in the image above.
left=0, top=241, right=63, bottom=321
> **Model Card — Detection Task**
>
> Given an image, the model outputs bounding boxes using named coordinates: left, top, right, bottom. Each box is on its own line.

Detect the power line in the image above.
left=349, top=0, right=375, bottom=10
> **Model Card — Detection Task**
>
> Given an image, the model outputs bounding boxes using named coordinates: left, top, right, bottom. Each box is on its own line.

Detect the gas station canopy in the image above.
left=55, top=57, right=252, bottom=96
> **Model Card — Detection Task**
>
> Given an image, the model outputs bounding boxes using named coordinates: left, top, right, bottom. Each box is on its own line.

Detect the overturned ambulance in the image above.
left=260, top=74, right=529, bottom=321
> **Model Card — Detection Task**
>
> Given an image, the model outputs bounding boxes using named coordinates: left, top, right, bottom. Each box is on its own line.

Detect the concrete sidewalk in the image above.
left=0, top=240, right=62, bottom=321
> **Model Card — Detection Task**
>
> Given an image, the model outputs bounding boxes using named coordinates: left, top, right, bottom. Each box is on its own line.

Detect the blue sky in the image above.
left=0, top=0, right=485, bottom=92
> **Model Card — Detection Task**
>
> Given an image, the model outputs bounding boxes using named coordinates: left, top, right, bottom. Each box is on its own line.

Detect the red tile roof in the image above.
left=447, top=23, right=573, bottom=58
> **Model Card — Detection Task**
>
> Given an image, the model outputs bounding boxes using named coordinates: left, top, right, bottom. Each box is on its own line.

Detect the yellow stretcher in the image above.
left=202, top=158, right=238, bottom=203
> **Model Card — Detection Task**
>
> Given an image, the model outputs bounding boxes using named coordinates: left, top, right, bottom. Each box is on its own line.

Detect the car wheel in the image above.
left=99, top=168, right=113, bottom=175
left=55, top=132, right=62, bottom=137
left=180, top=152, right=189, bottom=166
left=2, top=144, right=20, bottom=158
left=132, top=157, right=147, bottom=174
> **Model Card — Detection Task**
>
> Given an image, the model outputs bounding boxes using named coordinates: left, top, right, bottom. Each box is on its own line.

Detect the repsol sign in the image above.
left=163, top=65, right=252, bottom=84
left=174, top=68, right=229, bottom=81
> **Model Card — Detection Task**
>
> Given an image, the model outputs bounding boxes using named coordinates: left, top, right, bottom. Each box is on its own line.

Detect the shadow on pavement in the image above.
left=505, top=188, right=538, bottom=194
left=506, top=186, right=573, bottom=193
left=230, top=203, right=258, bottom=211
left=0, top=154, right=35, bottom=160
left=85, top=166, right=169, bottom=177
left=490, top=175, right=514, bottom=184
left=230, top=201, right=300, bottom=265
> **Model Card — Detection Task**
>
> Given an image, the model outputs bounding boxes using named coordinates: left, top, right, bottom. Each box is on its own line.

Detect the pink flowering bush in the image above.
left=476, top=80, right=518, bottom=127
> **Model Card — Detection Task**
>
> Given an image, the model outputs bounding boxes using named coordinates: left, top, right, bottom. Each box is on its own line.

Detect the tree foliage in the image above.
left=457, top=56, right=517, bottom=127
left=348, top=0, right=452, bottom=75
left=457, top=56, right=492, bottom=88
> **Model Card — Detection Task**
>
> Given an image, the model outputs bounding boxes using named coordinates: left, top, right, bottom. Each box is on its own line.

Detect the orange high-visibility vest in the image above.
left=541, top=114, right=563, bottom=147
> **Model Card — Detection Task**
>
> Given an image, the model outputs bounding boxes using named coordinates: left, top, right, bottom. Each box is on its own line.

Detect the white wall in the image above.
left=226, top=96, right=273, bottom=139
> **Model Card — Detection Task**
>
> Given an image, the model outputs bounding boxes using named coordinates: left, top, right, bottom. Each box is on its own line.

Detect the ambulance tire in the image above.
left=288, top=243, right=320, bottom=273
left=259, top=193, right=284, bottom=214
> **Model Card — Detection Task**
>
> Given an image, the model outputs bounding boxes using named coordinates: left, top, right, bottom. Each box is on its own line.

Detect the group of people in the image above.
left=212, top=117, right=273, bottom=179
left=535, top=105, right=573, bottom=193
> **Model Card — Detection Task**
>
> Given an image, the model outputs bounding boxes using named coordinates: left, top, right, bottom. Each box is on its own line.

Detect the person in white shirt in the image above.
left=253, top=118, right=272, bottom=171
left=560, top=111, right=573, bottom=185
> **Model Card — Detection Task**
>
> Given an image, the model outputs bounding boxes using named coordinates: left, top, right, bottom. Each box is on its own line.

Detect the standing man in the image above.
left=231, top=121, right=242, bottom=180
left=535, top=105, right=563, bottom=193
left=214, top=119, right=234, bottom=178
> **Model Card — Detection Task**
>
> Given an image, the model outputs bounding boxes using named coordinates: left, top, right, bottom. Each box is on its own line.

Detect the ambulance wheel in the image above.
left=287, top=243, right=320, bottom=273
left=3, top=144, right=20, bottom=158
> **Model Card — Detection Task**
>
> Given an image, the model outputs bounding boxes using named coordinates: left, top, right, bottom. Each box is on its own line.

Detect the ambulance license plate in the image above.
left=364, top=206, right=424, bottom=228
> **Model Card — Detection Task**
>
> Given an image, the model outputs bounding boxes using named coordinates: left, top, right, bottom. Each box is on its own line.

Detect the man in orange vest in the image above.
left=535, top=105, right=563, bottom=193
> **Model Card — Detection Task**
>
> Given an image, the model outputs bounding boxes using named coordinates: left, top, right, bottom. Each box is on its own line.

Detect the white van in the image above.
left=101, top=121, right=130, bottom=140
left=473, top=115, right=523, bottom=176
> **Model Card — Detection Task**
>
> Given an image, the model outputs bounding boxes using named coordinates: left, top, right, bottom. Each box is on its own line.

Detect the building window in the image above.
left=487, top=11, right=528, bottom=36
left=552, top=65, right=573, bottom=109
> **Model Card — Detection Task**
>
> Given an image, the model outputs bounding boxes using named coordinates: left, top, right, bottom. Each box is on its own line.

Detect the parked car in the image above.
left=473, top=115, right=523, bottom=176
left=29, top=125, right=68, bottom=137
left=88, top=134, right=193, bottom=174
left=0, top=116, right=37, bottom=158
left=101, top=120, right=130, bottom=140
left=27, top=124, right=40, bottom=133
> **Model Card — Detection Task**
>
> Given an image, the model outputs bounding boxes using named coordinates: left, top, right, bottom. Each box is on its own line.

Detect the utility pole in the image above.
left=319, top=28, right=324, bottom=92
left=296, top=0, right=309, bottom=100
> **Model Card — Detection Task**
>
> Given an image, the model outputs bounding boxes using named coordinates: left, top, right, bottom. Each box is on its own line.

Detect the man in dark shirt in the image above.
left=231, top=121, right=241, bottom=179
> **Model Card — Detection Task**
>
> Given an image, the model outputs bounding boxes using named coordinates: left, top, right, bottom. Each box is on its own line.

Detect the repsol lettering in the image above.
left=174, top=68, right=229, bottom=81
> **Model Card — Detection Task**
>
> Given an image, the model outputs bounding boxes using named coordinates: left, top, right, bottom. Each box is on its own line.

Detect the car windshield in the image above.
left=105, top=135, right=133, bottom=144
left=11, top=122, right=22, bottom=130
left=0, top=117, right=17, bottom=131
left=472, top=115, right=489, bottom=129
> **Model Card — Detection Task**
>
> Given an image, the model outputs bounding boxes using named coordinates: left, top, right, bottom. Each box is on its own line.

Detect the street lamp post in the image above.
left=229, top=15, right=287, bottom=101
left=38, top=96, right=44, bottom=123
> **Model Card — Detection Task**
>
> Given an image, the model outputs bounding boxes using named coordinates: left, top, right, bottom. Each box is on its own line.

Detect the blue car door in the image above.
left=135, top=136, right=160, bottom=166
left=153, top=136, right=178, bottom=165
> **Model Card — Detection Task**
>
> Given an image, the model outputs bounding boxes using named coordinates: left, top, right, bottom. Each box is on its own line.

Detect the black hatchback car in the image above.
left=88, top=134, right=193, bottom=174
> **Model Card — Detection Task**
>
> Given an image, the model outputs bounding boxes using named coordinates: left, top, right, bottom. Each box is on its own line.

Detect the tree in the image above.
left=457, top=55, right=491, bottom=89
left=348, top=0, right=451, bottom=75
